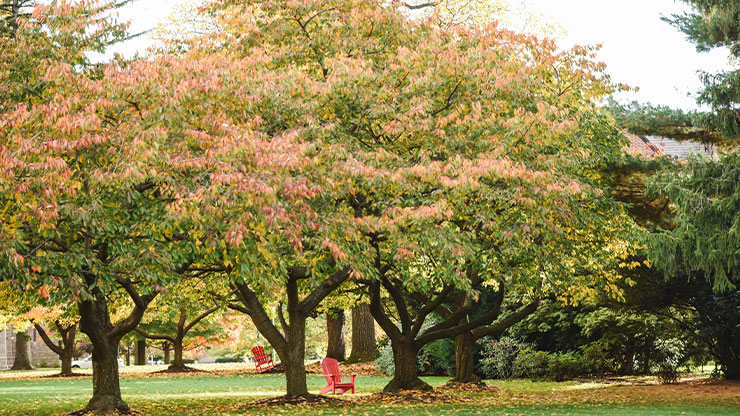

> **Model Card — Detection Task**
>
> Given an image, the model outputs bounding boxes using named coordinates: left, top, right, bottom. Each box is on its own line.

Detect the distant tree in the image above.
left=0, top=282, right=79, bottom=375
left=325, top=309, right=346, bottom=361
left=610, top=0, right=740, bottom=380
left=346, top=303, right=376, bottom=363
left=0, top=0, right=34, bottom=37
left=135, top=282, right=227, bottom=371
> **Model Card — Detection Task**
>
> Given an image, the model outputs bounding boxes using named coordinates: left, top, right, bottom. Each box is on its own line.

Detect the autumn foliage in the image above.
left=0, top=0, right=638, bottom=411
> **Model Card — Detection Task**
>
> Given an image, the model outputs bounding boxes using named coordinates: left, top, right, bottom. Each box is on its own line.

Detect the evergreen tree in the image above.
left=612, top=0, right=740, bottom=380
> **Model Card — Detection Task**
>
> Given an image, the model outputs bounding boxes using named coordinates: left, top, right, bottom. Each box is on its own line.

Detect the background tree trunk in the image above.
left=163, top=342, right=171, bottom=365
left=346, top=303, right=376, bottom=363
left=124, top=342, right=131, bottom=366
left=11, top=331, right=35, bottom=370
left=135, top=340, right=146, bottom=365
left=33, top=322, right=77, bottom=376
left=326, top=309, right=346, bottom=361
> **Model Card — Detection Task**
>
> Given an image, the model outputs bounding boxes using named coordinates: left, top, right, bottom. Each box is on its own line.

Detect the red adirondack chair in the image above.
left=251, top=346, right=274, bottom=373
left=319, top=357, right=356, bottom=395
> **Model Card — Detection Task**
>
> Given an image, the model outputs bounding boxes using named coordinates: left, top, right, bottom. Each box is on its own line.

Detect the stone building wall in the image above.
left=0, top=325, right=60, bottom=369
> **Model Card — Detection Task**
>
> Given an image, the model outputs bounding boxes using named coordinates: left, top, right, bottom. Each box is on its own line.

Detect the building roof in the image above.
left=625, top=133, right=662, bottom=157
left=643, top=136, right=714, bottom=160
left=624, top=133, right=714, bottom=160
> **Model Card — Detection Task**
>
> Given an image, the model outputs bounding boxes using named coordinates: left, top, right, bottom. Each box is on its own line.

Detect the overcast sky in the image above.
left=113, top=0, right=732, bottom=110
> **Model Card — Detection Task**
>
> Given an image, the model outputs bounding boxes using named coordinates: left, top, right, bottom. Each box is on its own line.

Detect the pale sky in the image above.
left=113, top=0, right=732, bottom=111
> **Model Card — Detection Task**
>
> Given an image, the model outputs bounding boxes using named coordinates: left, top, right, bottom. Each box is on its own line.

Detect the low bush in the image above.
left=417, top=339, right=455, bottom=376
left=215, top=357, right=242, bottom=363
left=479, top=337, right=587, bottom=381
left=479, top=337, right=531, bottom=379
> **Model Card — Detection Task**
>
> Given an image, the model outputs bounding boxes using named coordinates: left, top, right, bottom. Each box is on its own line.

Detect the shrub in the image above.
left=375, top=337, right=394, bottom=376
left=417, top=339, right=455, bottom=376
left=513, top=348, right=550, bottom=379
left=579, top=340, right=619, bottom=375
left=215, top=357, right=242, bottom=363
left=548, top=352, right=585, bottom=381
left=479, top=337, right=531, bottom=379
left=479, top=337, right=589, bottom=381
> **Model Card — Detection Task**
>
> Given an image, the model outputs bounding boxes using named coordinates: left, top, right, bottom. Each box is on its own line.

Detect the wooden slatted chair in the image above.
left=319, top=357, right=356, bottom=395
left=251, top=346, right=274, bottom=373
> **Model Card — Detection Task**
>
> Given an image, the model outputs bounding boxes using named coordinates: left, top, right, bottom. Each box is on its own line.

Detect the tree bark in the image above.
left=135, top=340, right=146, bottom=365
left=284, top=314, right=308, bottom=396
left=78, top=300, right=128, bottom=413
left=453, top=329, right=480, bottom=383
left=11, top=330, right=34, bottom=370
left=163, top=342, right=171, bottom=365
left=384, top=341, right=430, bottom=392
left=76, top=269, right=157, bottom=413
left=88, top=337, right=127, bottom=412
left=621, top=336, right=635, bottom=375
left=326, top=309, right=345, bottom=361
left=172, top=339, right=184, bottom=369
left=346, top=303, right=376, bottom=363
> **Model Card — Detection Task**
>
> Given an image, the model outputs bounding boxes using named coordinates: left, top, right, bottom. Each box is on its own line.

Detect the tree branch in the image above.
left=134, top=327, right=176, bottom=344
left=32, top=323, right=63, bottom=356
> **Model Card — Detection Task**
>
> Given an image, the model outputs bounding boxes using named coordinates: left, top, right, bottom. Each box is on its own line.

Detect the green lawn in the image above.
left=0, top=367, right=738, bottom=415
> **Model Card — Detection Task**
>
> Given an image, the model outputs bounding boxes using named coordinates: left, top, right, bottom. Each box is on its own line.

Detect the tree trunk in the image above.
left=453, top=329, right=481, bottom=384
left=326, top=309, right=345, bottom=361
left=124, top=343, right=131, bottom=366
left=284, top=315, right=308, bottom=397
left=171, top=338, right=184, bottom=369
left=384, top=341, right=431, bottom=392
left=346, top=303, right=376, bottom=363
left=78, top=301, right=128, bottom=413
left=60, top=346, right=74, bottom=376
left=163, top=342, right=171, bottom=365
left=11, top=331, right=35, bottom=370
left=135, top=340, right=146, bottom=365
left=621, top=336, right=635, bottom=375
left=88, top=338, right=127, bottom=412
left=33, top=322, right=77, bottom=376
left=58, top=323, right=77, bottom=376
left=77, top=288, right=128, bottom=412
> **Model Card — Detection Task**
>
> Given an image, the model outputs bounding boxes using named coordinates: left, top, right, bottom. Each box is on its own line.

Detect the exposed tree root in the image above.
left=63, top=407, right=142, bottom=416
left=154, top=365, right=205, bottom=374
left=43, top=372, right=87, bottom=378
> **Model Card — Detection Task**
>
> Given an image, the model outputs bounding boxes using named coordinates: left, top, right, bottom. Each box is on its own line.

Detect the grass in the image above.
left=0, top=364, right=739, bottom=415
